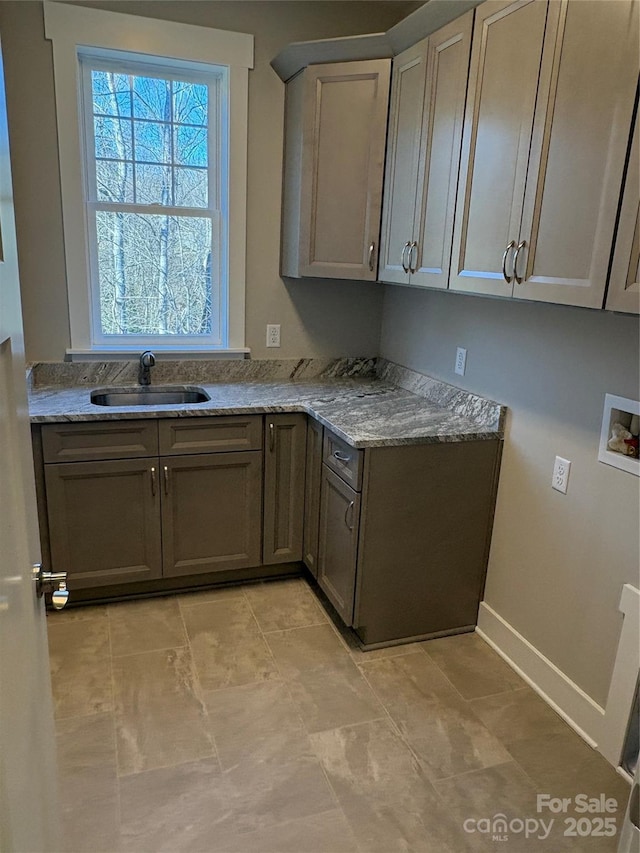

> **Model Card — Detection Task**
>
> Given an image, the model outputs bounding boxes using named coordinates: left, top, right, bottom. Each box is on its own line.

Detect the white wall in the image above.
left=380, top=285, right=640, bottom=708
left=0, top=1, right=419, bottom=361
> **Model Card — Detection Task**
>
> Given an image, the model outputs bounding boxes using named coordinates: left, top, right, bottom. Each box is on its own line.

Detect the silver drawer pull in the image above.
left=333, top=451, right=351, bottom=464
left=150, top=466, right=157, bottom=496
left=344, top=500, right=355, bottom=531
left=502, top=240, right=515, bottom=284
left=513, top=240, right=527, bottom=284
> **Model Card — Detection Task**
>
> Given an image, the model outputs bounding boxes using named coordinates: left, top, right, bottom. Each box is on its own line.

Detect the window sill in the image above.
left=66, top=348, right=251, bottom=361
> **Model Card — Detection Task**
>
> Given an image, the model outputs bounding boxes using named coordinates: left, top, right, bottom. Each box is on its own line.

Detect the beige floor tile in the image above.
left=311, top=719, right=473, bottom=853
left=360, top=653, right=511, bottom=780
left=203, top=680, right=313, bottom=769
left=48, top=619, right=112, bottom=719
left=470, top=685, right=569, bottom=744
left=423, top=632, right=524, bottom=699
left=211, top=809, right=359, bottom=853
left=119, top=757, right=226, bottom=852
left=108, top=596, right=187, bottom=657
left=113, top=646, right=214, bottom=775
left=285, top=662, right=385, bottom=734
left=245, top=578, right=327, bottom=632
left=266, top=623, right=351, bottom=677
left=56, top=711, right=116, bottom=774
left=47, top=603, right=108, bottom=622
left=176, top=585, right=246, bottom=606
left=182, top=598, right=279, bottom=690
left=58, top=765, right=121, bottom=853
left=434, top=761, right=575, bottom=852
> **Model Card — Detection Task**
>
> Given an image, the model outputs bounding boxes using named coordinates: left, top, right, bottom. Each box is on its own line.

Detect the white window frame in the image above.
left=44, top=1, right=253, bottom=357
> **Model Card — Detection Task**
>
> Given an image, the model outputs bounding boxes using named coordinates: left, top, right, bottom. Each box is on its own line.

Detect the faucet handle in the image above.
left=140, top=351, right=155, bottom=367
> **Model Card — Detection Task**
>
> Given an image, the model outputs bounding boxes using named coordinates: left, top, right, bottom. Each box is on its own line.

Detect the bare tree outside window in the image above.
left=84, top=64, right=221, bottom=342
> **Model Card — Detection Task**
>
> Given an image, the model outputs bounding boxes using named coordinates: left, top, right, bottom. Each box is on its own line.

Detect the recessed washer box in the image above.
left=598, top=394, right=640, bottom=477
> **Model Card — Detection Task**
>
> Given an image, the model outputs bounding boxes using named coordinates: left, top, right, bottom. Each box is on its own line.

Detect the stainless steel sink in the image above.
left=90, top=386, right=211, bottom=407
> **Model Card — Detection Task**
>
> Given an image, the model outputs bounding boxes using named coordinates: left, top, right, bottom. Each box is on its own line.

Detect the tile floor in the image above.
left=47, top=578, right=630, bottom=852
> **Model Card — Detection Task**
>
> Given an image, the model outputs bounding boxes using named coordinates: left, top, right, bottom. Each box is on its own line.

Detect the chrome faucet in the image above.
left=138, top=351, right=156, bottom=386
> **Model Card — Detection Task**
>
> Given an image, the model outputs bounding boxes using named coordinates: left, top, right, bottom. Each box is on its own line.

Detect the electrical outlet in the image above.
left=266, top=324, right=281, bottom=348
left=552, top=456, right=571, bottom=494
left=455, top=347, right=467, bottom=376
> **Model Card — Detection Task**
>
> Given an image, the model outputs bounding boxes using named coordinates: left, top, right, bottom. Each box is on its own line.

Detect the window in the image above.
left=44, top=3, right=253, bottom=356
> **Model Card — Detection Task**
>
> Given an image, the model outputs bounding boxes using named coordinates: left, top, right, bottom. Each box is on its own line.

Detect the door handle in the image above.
left=150, top=466, right=157, bottom=496
left=409, top=241, right=418, bottom=274
left=368, top=242, right=376, bottom=272
left=344, top=501, right=355, bottom=532
left=501, top=240, right=516, bottom=284
left=269, top=422, right=275, bottom=452
left=163, top=465, right=170, bottom=495
left=33, top=563, right=69, bottom=610
left=333, top=450, right=351, bottom=464
left=401, top=241, right=411, bottom=273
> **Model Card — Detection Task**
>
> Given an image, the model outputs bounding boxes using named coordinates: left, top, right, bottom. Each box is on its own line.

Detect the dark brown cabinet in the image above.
left=44, top=457, right=162, bottom=589
left=161, top=451, right=262, bottom=578
left=302, top=417, right=323, bottom=576
left=263, top=414, right=307, bottom=564
left=38, top=417, right=265, bottom=591
left=317, top=465, right=360, bottom=625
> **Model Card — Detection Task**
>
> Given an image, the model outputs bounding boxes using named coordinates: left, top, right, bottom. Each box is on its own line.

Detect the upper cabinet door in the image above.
left=450, top=0, right=551, bottom=297
left=281, top=59, right=391, bottom=281
left=411, top=12, right=473, bottom=289
left=379, top=40, right=429, bottom=285
left=606, top=106, right=640, bottom=315
left=515, top=0, right=639, bottom=308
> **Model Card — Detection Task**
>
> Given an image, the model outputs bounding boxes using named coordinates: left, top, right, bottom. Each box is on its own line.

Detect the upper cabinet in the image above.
left=280, top=59, right=391, bottom=280
left=606, top=103, right=640, bottom=315
left=379, top=12, right=473, bottom=288
left=450, top=0, right=639, bottom=308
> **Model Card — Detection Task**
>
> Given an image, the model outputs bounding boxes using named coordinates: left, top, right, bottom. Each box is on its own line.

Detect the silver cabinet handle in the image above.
left=344, top=500, right=355, bottom=531
left=501, top=240, right=516, bottom=284
left=401, top=241, right=411, bottom=273
left=368, top=242, right=375, bottom=272
left=150, top=466, right=156, bottom=496
left=33, top=563, right=69, bottom=610
left=163, top=465, right=170, bottom=495
left=333, top=450, right=351, bottom=464
left=513, top=240, right=527, bottom=284
left=409, top=241, right=418, bottom=274
left=269, top=421, right=275, bottom=452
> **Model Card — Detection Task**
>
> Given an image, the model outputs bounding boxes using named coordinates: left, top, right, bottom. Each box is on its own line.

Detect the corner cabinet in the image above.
left=281, top=59, right=391, bottom=280
left=450, top=0, right=639, bottom=308
left=379, top=12, right=473, bottom=288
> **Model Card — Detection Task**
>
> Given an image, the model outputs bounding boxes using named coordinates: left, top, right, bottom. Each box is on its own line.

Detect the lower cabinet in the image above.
left=44, top=457, right=162, bottom=589
left=38, top=417, right=267, bottom=591
left=263, top=414, right=307, bottom=564
left=302, top=417, right=323, bottom=576
left=317, top=465, right=360, bottom=625
left=161, top=451, right=262, bottom=577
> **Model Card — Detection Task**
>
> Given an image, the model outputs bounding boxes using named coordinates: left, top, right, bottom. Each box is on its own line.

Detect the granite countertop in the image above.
left=27, top=358, right=505, bottom=449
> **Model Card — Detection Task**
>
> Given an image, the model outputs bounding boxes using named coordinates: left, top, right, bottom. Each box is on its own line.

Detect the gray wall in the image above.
left=0, top=0, right=419, bottom=361
left=380, top=285, right=640, bottom=707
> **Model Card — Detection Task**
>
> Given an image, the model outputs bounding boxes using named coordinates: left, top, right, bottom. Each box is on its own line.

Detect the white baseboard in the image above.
left=476, top=601, right=605, bottom=749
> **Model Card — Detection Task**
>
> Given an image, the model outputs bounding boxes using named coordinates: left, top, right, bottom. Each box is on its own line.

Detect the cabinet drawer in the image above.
left=323, top=430, right=363, bottom=491
left=42, top=420, right=158, bottom=463
left=159, top=416, right=263, bottom=455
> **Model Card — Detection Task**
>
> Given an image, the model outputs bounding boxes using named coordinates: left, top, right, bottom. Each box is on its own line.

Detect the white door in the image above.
left=0, top=38, right=61, bottom=853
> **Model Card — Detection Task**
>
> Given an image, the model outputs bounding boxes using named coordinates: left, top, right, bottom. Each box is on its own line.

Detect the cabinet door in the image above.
left=411, top=11, right=473, bottom=289
left=606, top=112, right=640, bottom=315
left=317, top=465, right=360, bottom=626
left=378, top=40, right=428, bottom=285
left=45, top=458, right=162, bottom=589
left=450, top=0, right=551, bottom=297
left=161, top=451, right=262, bottom=577
left=302, top=417, right=323, bottom=576
left=263, top=414, right=307, bottom=564
left=515, top=0, right=639, bottom=308
left=298, top=60, right=391, bottom=281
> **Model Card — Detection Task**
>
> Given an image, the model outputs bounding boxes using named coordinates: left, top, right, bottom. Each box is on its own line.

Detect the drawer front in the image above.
left=42, top=420, right=158, bottom=463
left=323, top=429, right=363, bottom=491
left=159, top=415, right=263, bottom=455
